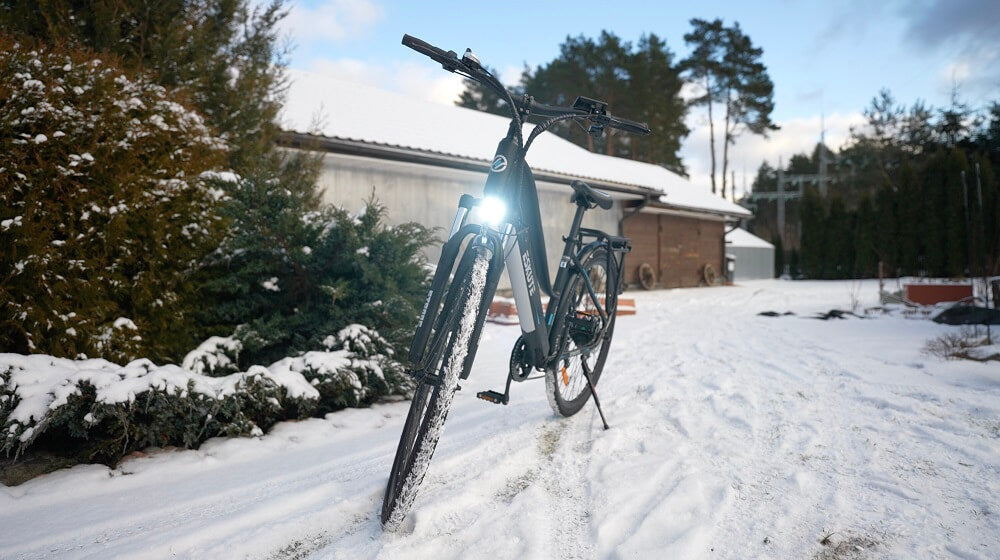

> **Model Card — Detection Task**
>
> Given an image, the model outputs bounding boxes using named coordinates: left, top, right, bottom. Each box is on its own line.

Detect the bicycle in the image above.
left=381, top=34, right=651, bottom=530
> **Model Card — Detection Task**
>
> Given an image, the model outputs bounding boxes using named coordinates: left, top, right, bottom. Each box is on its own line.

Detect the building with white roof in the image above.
left=279, top=70, right=752, bottom=288
left=725, top=227, right=776, bottom=280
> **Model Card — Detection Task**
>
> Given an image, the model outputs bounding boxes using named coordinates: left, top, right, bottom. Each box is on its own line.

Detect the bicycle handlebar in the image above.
left=517, top=97, right=651, bottom=136
left=401, top=34, right=651, bottom=137
left=402, top=34, right=465, bottom=72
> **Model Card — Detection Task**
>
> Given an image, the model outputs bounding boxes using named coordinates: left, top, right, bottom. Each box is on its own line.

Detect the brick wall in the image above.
left=623, top=212, right=725, bottom=288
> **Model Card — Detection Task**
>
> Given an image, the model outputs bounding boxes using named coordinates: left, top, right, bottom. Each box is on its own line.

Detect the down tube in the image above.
left=503, top=225, right=549, bottom=366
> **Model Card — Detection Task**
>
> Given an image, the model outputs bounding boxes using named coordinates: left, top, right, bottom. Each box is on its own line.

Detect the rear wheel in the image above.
left=381, top=246, right=491, bottom=529
left=545, top=247, right=617, bottom=417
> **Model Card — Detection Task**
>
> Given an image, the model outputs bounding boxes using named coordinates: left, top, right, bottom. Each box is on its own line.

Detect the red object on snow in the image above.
left=904, top=283, right=973, bottom=305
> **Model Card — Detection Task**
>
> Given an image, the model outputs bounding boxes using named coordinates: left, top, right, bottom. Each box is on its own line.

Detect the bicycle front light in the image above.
left=478, top=196, right=507, bottom=226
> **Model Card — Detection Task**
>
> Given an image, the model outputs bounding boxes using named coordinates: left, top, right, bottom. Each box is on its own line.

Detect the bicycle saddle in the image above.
left=570, top=180, right=613, bottom=210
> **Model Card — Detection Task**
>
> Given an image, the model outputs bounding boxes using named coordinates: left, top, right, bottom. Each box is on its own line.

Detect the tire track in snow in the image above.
left=538, top=417, right=597, bottom=560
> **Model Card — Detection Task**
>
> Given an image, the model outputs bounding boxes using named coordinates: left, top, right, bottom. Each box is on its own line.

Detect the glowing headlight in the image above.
left=478, top=196, right=507, bottom=226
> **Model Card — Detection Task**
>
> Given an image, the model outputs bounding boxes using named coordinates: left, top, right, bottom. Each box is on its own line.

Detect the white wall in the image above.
left=314, top=152, right=622, bottom=290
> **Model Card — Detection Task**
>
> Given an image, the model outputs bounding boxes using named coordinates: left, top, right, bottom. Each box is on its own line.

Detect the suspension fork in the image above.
left=407, top=195, right=480, bottom=366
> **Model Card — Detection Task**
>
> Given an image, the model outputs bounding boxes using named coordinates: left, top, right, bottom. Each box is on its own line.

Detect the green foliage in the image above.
left=197, top=161, right=434, bottom=369
left=0, top=37, right=227, bottom=362
left=0, top=0, right=288, bottom=170
left=793, top=89, right=1000, bottom=279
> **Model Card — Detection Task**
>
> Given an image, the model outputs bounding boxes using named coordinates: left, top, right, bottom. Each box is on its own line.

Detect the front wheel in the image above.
left=545, top=247, right=617, bottom=417
left=381, top=246, right=491, bottom=529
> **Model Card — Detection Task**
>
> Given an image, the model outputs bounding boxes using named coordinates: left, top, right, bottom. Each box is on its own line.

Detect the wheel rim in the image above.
left=555, top=260, right=608, bottom=403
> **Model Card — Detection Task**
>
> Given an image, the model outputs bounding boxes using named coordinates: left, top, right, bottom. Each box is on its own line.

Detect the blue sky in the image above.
left=278, top=0, right=1000, bottom=196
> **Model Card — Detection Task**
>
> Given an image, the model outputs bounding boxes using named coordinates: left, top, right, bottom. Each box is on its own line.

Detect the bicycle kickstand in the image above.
left=581, top=364, right=609, bottom=430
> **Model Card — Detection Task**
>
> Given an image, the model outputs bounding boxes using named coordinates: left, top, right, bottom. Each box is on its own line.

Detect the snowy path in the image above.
left=2, top=281, right=998, bottom=559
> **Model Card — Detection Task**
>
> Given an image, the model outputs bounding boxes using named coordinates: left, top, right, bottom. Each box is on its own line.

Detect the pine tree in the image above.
left=773, top=233, right=785, bottom=277
left=826, top=196, right=853, bottom=279
left=853, top=194, right=877, bottom=277
left=718, top=23, right=778, bottom=200
left=895, top=161, right=920, bottom=274
left=873, top=177, right=899, bottom=274
left=681, top=18, right=725, bottom=194
left=682, top=18, right=776, bottom=197
left=799, top=186, right=827, bottom=278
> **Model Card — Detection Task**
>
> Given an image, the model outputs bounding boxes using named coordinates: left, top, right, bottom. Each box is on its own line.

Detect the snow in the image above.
left=1, top=280, right=998, bottom=558
left=112, top=317, right=137, bottom=330
left=200, top=170, right=240, bottom=183
left=725, top=227, right=774, bottom=249
left=281, top=71, right=749, bottom=219
left=182, top=336, right=242, bottom=375
left=262, top=277, right=280, bottom=292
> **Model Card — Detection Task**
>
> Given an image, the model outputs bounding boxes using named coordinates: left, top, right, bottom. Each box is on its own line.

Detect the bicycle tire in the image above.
left=381, top=246, right=491, bottom=529
left=545, top=247, right=617, bottom=417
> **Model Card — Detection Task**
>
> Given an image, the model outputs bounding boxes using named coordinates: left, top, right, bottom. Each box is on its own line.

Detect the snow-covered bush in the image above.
left=0, top=38, right=228, bottom=363
left=0, top=322, right=406, bottom=466
left=0, top=354, right=318, bottom=464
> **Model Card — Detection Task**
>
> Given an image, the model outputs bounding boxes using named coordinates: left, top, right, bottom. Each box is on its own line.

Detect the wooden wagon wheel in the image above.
left=637, top=262, right=656, bottom=290
left=702, top=263, right=717, bottom=286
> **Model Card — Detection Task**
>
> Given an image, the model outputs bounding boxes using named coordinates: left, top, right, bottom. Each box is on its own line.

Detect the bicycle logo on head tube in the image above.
left=491, top=155, right=508, bottom=172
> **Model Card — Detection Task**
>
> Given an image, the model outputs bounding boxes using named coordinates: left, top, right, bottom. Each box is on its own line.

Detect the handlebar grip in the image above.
left=522, top=98, right=586, bottom=118
left=609, top=117, right=651, bottom=136
left=401, top=34, right=461, bottom=70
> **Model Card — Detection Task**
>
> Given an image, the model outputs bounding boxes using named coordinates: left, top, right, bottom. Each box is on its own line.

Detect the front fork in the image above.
left=408, top=196, right=504, bottom=381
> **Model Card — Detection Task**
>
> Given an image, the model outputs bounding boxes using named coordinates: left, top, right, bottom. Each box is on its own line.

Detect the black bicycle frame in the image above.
left=407, top=122, right=629, bottom=383
left=399, top=35, right=642, bottom=381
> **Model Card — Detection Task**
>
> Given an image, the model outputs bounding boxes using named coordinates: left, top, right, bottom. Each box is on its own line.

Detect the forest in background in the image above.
left=747, top=90, right=999, bottom=280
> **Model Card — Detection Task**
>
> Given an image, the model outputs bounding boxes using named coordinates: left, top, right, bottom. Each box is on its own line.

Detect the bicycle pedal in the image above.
left=476, top=390, right=508, bottom=405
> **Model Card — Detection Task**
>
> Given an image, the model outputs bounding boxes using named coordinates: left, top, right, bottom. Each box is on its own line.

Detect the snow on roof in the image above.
left=281, top=70, right=750, bottom=218
left=726, top=227, right=775, bottom=249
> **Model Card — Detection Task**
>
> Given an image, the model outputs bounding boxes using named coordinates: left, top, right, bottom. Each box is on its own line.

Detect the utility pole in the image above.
left=777, top=157, right=784, bottom=240
left=976, top=163, right=991, bottom=344
left=819, top=114, right=828, bottom=197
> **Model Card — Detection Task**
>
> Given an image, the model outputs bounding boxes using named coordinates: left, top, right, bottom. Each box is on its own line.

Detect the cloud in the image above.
left=680, top=112, right=867, bottom=200
left=280, top=0, right=383, bottom=44
left=814, top=1, right=891, bottom=51
left=899, top=0, right=1000, bottom=49
left=304, top=57, right=465, bottom=106
left=898, top=0, right=1000, bottom=102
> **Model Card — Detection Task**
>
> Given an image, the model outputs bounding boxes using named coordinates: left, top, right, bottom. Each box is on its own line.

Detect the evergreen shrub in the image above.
left=0, top=37, right=228, bottom=362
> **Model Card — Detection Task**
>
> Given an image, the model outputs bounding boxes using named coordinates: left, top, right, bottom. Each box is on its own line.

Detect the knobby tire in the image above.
left=381, top=247, right=491, bottom=529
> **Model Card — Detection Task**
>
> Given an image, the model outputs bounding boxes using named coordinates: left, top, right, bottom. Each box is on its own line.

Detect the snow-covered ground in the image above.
left=2, top=280, right=998, bottom=559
